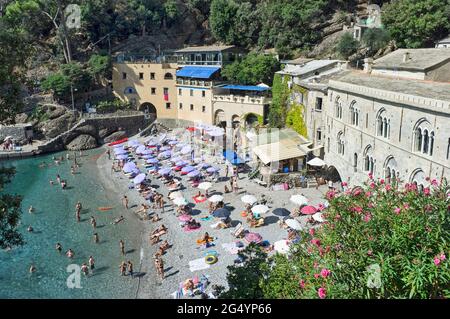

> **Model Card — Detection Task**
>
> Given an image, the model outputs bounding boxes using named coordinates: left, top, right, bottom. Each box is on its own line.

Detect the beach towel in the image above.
left=200, top=215, right=213, bottom=221
left=188, top=257, right=211, bottom=272
left=183, top=225, right=201, bottom=232
left=222, top=242, right=242, bottom=255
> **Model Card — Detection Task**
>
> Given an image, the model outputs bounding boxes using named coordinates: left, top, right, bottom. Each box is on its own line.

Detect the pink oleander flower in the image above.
left=440, top=253, right=446, bottom=261
left=424, top=187, right=431, bottom=196
left=367, top=250, right=373, bottom=256
left=394, top=207, right=401, bottom=215
left=311, top=238, right=321, bottom=247
left=365, top=191, right=371, bottom=198
left=318, top=287, right=326, bottom=299
left=334, top=214, right=341, bottom=221
left=403, top=203, right=410, bottom=210
left=434, top=257, right=441, bottom=266
left=326, top=191, right=336, bottom=200
left=314, top=273, right=320, bottom=279
left=309, top=228, right=315, bottom=236
left=342, top=182, right=347, bottom=187
left=353, top=189, right=362, bottom=196
left=299, top=280, right=306, bottom=289
left=370, top=182, right=376, bottom=189
left=320, top=268, right=331, bottom=278
left=368, top=173, right=373, bottom=179
left=385, top=184, right=391, bottom=191
left=363, top=213, right=372, bottom=222
left=353, top=206, right=363, bottom=213
left=431, top=179, right=438, bottom=187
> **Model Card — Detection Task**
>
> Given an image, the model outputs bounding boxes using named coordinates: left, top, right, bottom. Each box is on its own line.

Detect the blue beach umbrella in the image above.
left=206, top=166, right=219, bottom=173
left=160, top=146, right=171, bottom=151
left=136, top=145, right=147, bottom=154
left=212, top=208, right=231, bottom=219
left=133, top=173, right=146, bottom=184
left=158, top=150, right=172, bottom=158
left=147, top=158, right=159, bottom=164
left=176, top=160, right=188, bottom=167
left=158, top=167, right=172, bottom=175
left=123, top=162, right=137, bottom=173
left=197, top=162, right=210, bottom=169
left=181, top=165, right=195, bottom=173
left=168, top=140, right=178, bottom=145
left=181, top=145, right=192, bottom=154
left=116, top=154, right=128, bottom=160
left=187, top=170, right=200, bottom=178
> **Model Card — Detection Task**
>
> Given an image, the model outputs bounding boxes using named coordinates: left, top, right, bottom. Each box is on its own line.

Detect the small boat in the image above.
left=98, top=207, right=113, bottom=211
left=108, top=138, right=128, bottom=146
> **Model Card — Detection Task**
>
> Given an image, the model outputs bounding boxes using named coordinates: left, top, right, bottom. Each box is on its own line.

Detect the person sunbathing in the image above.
left=150, top=225, right=167, bottom=239
left=135, top=204, right=149, bottom=214
left=287, top=229, right=298, bottom=241
left=151, top=214, right=161, bottom=223
left=197, top=232, right=213, bottom=244
left=186, top=219, right=200, bottom=229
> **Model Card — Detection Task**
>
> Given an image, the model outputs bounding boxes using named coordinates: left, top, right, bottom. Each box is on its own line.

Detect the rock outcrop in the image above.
left=66, top=134, right=98, bottom=150
left=103, top=131, right=127, bottom=144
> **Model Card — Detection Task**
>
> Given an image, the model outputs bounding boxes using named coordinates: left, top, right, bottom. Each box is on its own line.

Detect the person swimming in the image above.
left=27, top=226, right=33, bottom=232
left=66, top=249, right=74, bottom=258
left=112, top=215, right=125, bottom=225
left=55, top=243, right=62, bottom=253
left=28, top=206, right=34, bottom=214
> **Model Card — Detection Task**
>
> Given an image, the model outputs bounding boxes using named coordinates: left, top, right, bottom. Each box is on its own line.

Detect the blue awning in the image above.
left=176, top=66, right=221, bottom=79
left=223, top=150, right=244, bottom=165
left=220, top=85, right=270, bottom=92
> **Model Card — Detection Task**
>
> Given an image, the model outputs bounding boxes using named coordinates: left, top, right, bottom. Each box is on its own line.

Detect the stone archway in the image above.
left=325, top=165, right=343, bottom=183
left=139, top=102, right=157, bottom=117
left=214, top=109, right=226, bottom=128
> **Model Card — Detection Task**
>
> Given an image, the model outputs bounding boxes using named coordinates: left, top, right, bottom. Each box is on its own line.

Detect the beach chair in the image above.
left=230, top=223, right=245, bottom=238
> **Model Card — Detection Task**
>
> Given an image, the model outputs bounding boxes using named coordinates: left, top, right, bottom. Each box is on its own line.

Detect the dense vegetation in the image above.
left=218, top=178, right=450, bottom=299
left=221, top=54, right=280, bottom=86
left=0, top=167, right=23, bottom=249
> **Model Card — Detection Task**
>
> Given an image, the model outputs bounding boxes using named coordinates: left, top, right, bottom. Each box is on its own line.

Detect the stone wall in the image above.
left=0, top=124, right=33, bottom=144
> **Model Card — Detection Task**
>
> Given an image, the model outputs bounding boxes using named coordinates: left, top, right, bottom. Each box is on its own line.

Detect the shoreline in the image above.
left=94, top=137, right=329, bottom=299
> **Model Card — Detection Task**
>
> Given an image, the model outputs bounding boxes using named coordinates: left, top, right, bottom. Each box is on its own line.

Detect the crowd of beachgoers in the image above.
left=100, top=125, right=330, bottom=299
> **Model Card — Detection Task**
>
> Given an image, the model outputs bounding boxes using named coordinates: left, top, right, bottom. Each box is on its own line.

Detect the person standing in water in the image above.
left=29, top=264, right=36, bottom=274
left=88, top=256, right=95, bottom=274
left=127, top=260, right=134, bottom=277
left=81, top=263, right=89, bottom=276
left=90, top=216, right=97, bottom=229
left=119, top=240, right=125, bottom=255
left=55, top=243, right=62, bottom=253
left=28, top=206, right=34, bottom=214
left=56, top=174, right=61, bottom=184
left=76, top=202, right=82, bottom=213
left=122, top=195, right=129, bottom=209
left=66, top=249, right=74, bottom=258
left=76, top=210, right=81, bottom=222
left=93, top=233, right=99, bottom=243
left=119, top=262, right=127, bottom=276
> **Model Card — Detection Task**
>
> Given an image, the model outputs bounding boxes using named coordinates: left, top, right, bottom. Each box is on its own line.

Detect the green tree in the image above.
left=221, top=53, right=280, bottom=86
left=336, top=32, right=359, bottom=59
left=382, top=0, right=450, bottom=48
left=209, top=0, right=240, bottom=44
left=87, top=54, right=111, bottom=80
left=0, top=20, right=31, bottom=124
left=41, top=73, right=71, bottom=99
left=268, top=74, right=289, bottom=128
left=362, top=28, right=391, bottom=55
left=216, top=244, right=268, bottom=298
left=0, top=165, right=24, bottom=250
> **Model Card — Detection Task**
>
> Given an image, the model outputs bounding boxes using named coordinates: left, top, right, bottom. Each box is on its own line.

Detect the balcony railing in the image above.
left=176, top=79, right=213, bottom=87
left=212, top=94, right=271, bottom=105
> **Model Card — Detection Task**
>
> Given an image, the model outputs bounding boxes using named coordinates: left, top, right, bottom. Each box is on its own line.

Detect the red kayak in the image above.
left=108, top=137, right=128, bottom=146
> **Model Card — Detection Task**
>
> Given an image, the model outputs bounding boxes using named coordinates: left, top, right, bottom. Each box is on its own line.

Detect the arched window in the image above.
left=384, top=156, right=398, bottom=182
left=376, top=109, right=390, bottom=138
left=164, top=73, right=173, bottom=80
left=363, top=145, right=374, bottom=174
left=335, top=97, right=342, bottom=119
left=337, top=132, right=345, bottom=155
left=353, top=153, right=358, bottom=168
left=349, top=102, right=355, bottom=125
left=413, top=119, right=435, bottom=156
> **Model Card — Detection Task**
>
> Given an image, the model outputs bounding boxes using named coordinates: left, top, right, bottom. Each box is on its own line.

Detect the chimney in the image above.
left=403, top=52, right=410, bottom=62
left=363, top=58, right=373, bottom=73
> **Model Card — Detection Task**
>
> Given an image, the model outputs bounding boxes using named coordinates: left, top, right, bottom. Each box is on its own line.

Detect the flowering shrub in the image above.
left=261, top=177, right=450, bottom=299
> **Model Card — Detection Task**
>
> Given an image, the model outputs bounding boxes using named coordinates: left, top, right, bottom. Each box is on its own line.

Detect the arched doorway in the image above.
left=140, top=102, right=157, bottom=118
left=325, top=166, right=343, bottom=183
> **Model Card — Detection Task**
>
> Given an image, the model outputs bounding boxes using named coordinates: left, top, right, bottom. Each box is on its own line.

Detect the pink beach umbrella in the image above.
left=244, top=232, right=263, bottom=244
left=301, top=205, right=317, bottom=215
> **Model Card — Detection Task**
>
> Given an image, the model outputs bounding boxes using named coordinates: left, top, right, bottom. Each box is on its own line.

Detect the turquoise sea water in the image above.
left=0, top=150, right=143, bottom=298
